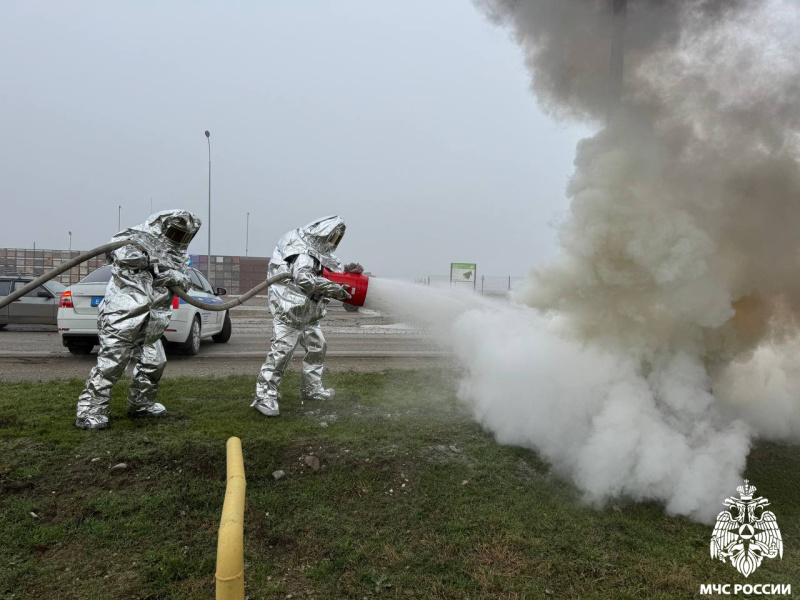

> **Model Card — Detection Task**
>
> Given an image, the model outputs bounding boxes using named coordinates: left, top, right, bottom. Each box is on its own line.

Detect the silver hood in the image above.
left=108, top=209, right=202, bottom=270
left=270, top=215, right=345, bottom=272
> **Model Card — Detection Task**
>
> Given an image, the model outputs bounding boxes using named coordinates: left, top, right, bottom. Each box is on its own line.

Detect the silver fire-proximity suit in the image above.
left=75, top=210, right=201, bottom=430
left=252, top=216, right=352, bottom=417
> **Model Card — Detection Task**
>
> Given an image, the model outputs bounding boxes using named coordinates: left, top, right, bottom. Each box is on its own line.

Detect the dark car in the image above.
left=0, top=274, right=66, bottom=328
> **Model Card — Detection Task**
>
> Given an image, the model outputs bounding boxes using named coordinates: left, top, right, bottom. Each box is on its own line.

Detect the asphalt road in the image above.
left=0, top=302, right=452, bottom=382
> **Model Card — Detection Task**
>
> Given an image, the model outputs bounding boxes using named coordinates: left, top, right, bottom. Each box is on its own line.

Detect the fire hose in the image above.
left=0, top=239, right=291, bottom=311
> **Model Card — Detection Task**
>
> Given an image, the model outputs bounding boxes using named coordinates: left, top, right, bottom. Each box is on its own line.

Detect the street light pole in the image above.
left=246, top=212, right=249, bottom=257
left=205, top=130, right=211, bottom=281
left=68, top=231, right=72, bottom=251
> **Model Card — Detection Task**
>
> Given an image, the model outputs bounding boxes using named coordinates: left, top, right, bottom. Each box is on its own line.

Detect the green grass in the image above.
left=0, top=370, right=797, bottom=599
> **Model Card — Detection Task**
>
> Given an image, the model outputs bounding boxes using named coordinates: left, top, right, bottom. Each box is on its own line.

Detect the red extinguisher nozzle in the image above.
left=321, top=268, right=369, bottom=307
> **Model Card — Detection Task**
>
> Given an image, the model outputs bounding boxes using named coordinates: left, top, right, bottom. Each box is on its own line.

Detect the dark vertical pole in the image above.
left=205, top=130, right=212, bottom=282
left=608, top=0, right=627, bottom=124
left=508, top=275, right=511, bottom=291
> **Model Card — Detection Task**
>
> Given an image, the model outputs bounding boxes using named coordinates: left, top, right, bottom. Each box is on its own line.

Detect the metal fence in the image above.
left=413, top=275, right=526, bottom=297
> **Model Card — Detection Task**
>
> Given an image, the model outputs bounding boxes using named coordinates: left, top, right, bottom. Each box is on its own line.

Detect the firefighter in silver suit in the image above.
left=252, top=216, right=353, bottom=417
left=75, top=210, right=201, bottom=430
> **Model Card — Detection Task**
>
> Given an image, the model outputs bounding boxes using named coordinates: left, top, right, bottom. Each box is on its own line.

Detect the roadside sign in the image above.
left=450, top=263, right=477, bottom=289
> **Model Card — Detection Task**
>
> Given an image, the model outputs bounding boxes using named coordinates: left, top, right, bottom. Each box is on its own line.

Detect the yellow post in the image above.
left=215, top=437, right=246, bottom=600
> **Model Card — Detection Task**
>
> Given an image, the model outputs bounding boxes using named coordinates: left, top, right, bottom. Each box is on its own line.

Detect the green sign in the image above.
left=450, top=262, right=477, bottom=284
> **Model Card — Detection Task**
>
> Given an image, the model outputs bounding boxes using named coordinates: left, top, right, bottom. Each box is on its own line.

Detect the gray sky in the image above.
left=1, top=0, right=589, bottom=278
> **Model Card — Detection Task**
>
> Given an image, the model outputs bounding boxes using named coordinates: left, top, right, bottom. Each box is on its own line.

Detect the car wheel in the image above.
left=183, top=316, right=202, bottom=355
left=67, top=345, right=93, bottom=355
left=212, top=312, right=232, bottom=343
left=343, top=303, right=359, bottom=313
left=0, top=324, right=6, bottom=331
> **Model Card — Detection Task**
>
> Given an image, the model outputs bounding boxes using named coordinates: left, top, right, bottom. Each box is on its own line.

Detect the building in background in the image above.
left=189, top=254, right=268, bottom=295
left=0, top=248, right=269, bottom=295
left=0, top=248, right=106, bottom=286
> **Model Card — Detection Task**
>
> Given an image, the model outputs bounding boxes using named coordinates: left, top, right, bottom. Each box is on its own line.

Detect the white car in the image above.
left=57, top=266, right=232, bottom=355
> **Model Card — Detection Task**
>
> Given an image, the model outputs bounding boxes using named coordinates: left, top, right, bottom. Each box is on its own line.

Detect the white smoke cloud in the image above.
left=367, top=281, right=751, bottom=522
left=715, top=339, right=800, bottom=442
left=367, top=0, right=800, bottom=523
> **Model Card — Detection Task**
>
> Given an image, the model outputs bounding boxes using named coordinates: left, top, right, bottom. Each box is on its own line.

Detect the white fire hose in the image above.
left=0, top=239, right=289, bottom=311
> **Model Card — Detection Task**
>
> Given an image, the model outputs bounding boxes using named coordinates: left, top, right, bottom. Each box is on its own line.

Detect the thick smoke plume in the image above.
left=374, top=0, right=800, bottom=523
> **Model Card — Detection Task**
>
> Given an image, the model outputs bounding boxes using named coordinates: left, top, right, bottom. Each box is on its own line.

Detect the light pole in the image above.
left=118, top=205, right=122, bottom=231
left=246, top=212, right=249, bottom=257
left=68, top=231, right=72, bottom=251
left=205, top=130, right=212, bottom=281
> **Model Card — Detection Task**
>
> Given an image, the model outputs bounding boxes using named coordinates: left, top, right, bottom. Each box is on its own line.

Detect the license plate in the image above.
left=91, top=296, right=104, bottom=307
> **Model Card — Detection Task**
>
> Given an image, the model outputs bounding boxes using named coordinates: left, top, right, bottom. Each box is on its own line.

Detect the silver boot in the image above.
left=127, top=402, right=168, bottom=418
left=75, top=414, right=110, bottom=430
left=302, top=388, right=335, bottom=402
left=251, top=398, right=280, bottom=417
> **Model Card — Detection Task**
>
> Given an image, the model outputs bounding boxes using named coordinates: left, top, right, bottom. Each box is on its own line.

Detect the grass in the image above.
left=0, top=370, right=797, bottom=599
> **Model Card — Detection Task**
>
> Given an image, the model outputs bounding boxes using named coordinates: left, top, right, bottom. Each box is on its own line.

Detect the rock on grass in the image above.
left=303, top=455, right=321, bottom=471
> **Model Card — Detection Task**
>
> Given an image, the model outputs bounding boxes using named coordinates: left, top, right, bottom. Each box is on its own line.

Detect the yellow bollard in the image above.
left=215, top=437, right=246, bottom=600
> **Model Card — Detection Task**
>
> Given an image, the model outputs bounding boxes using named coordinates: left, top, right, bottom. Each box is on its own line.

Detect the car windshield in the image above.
left=194, top=269, right=215, bottom=294
left=188, top=269, right=204, bottom=290
left=80, top=265, right=113, bottom=284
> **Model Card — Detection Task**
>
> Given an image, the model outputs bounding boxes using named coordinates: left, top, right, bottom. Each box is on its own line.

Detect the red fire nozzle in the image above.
left=322, top=268, right=369, bottom=307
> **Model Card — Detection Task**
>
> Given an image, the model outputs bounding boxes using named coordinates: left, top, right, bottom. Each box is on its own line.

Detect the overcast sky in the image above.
left=1, top=1, right=590, bottom=279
